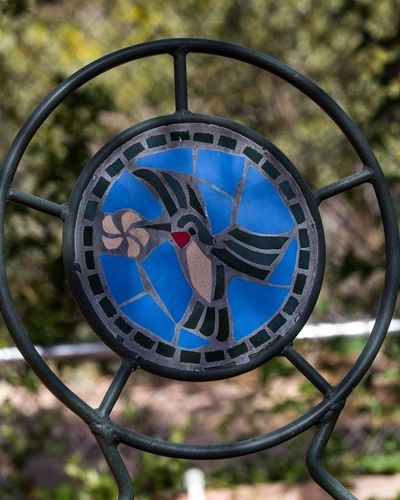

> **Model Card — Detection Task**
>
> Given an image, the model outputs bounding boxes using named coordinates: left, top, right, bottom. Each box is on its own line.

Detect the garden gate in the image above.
left=0, top=39, right=398, bottom=499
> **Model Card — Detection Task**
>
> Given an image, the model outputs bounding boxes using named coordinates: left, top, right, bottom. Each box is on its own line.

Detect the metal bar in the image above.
left=113, top=412, right=321, bottom=459
left=306, top=412, right=357, bottom=499
left=0, top=39, right=397, bottom=486
left=98, top=359, right=137, bottom=417
left=96, top=436, right=134, bottom=500
left=284, top=345, right=332, bottom=395
left=313, top=168, right=373, bottom=205
left=0, top=37, right=397, bottom=416
left=173, top=48, right=189, bottom=112
left=7, top=187, right=68, bottom=220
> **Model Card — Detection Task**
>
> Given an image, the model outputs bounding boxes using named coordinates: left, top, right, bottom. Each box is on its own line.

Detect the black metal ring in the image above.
left=0, top=39, right=398, bottom=460
left=63, top=113, right=326, bottom=381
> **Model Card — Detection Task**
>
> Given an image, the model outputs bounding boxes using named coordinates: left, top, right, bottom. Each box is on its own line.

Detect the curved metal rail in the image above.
left=0, top=39, right=398, bottom=499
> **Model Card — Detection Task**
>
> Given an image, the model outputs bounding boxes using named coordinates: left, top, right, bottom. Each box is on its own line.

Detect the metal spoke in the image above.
left=284, top=345, right=332, bottom=395
left=0, top=38, right=398, bottom=500
left=96, top=437, right=134, bottom=500
left=313, top=168, right=373, bottom=205
left=98, top=358, right=138, bottom=417
left=172, top=47, right=189, bottom=113
left=306, top=410, right=356, bottom=500
left=7, top=187, right=68, bottom=219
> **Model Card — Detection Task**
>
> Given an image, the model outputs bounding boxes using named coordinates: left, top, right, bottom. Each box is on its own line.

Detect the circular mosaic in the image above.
left=64, top=116, right=325, bottom=380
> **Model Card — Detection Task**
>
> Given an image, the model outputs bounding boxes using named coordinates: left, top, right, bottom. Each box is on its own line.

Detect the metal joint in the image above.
left=90, top=418, right=118, bottom=446
left=320, top=402, right=346, bottom=425
left=0, top=38, right=398, bottom=499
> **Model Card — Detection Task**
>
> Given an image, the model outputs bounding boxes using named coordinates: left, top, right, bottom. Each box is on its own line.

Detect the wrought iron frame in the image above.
left=0, top=39, right=398, bottom=500
left=64, top=113, right=326, bottom=381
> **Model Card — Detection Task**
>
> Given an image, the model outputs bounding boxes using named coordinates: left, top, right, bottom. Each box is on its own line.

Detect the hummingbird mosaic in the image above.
left=101, top=164, right=293, bottom=345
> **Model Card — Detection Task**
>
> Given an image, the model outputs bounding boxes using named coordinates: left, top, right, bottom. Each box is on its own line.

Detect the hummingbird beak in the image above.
left=144, top=223, right=172, bottom=231
left=171, top=231, right=190, bottom=249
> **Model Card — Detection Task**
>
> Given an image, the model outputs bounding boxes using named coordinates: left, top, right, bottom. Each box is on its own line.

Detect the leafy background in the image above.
left=0, top=0, right=399, bottom=498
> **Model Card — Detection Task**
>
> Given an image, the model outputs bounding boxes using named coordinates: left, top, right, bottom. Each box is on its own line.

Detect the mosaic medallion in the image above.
left=64, top=117, right=325, bottom=380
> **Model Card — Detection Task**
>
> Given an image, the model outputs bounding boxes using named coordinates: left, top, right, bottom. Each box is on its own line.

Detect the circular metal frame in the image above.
left=0, top=39, right=398, bottom=499
left=64, top=113, right=325, bottom=381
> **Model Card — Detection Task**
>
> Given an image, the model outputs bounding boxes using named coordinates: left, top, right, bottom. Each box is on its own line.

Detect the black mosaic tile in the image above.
left=262, top=160, right=280, bottom=179
left=216, top=308, right=229, bottom=342
left=249, top=329, right=271, bottom=348
left=85, top=250, right=95, bottom=270
left=83, top=226, right=93, bottom=246
left=200, top=307, right=215, bottom=336
left=156, top=342, right=175, bottom=358
left=88, top=274, right=103, bottom=295
left=229, top=228, right=287, bottom=250
left=290, top=203, right=305, bottom=224
left=243, top=146, right=262, bottom=164
left=124, top=142, right=145, bottom=160
left=183, top=301, right=204, bottom=329
left=180, top=350, right=201, bottom=364
left=299, top=229, right=310, bottom=248
left=205, top=350, right=225, bottom=362
left=283, top=296, right=299, bottom=315
left=92, top=177, right=110, bottom=198
left=162, top=172, right=188, bottom=208
left=268, top=314, right=286, bottom=333
left=147, top=134, right=167, bottom=148
left=106, top=158, right=124, bottom=176
left=114, top=317, right=132, bottom=334
left=218, top=135, right=237, bottom=150
left=84, top=200, right=98, bottom=221
left=134, top=169, right=177, bottom=216
left=99, top=297, right=116, bottom=317
left=213, top=265, right=225, bottom=300
left=134, top=331, right=155, bottom=349
left=170, top=131, right=190, bottom=141
left=187, top=185, right=206, bottom=217
left=228, top=343, right=248, bottom=359
left=280, top=180, right=295, bottom=200
left=193, top=132, right=213, bottom=143
left=299, top=250, right=310, bottom=269
left=293, top=274, right=307, bottom=295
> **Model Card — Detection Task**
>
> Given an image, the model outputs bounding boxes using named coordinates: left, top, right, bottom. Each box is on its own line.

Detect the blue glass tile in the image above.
left=269, top=239, right=298, bottom=285
left=135, top=148, right=193, bottom=174
left=121, top=295, right=175, bottom=342
left=101, top=171, right=163, bottom=220
left=143, top=241, right=192, bottom=321
left=236, top=167, right=294, bottom=234
left=199, top=184, right=232, bottom=235
left=197, top=149, right=245, bottom=196
left=228, top=277, right=290, bottom=340
left=178, top=329, right=210, bottom=349
left=100, top=254, right=144, bottom=305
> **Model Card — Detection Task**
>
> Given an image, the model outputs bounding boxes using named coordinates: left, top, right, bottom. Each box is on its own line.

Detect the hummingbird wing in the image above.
left=133, top=169, right=206, bottom=217
left=133, top=169, right=289, bottom=279
left=211, top=227, right=290, bottom=281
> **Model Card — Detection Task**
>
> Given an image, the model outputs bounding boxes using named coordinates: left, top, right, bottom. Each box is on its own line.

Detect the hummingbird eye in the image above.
left=188, top=227, right=196, bottom=236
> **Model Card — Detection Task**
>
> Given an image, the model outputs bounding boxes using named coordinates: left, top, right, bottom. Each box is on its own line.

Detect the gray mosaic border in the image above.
left=73, top=122, right=322, bottom=374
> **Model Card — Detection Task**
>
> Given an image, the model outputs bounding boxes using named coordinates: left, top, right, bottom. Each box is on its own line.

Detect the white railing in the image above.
left=0, top=318, right=399, bottom=364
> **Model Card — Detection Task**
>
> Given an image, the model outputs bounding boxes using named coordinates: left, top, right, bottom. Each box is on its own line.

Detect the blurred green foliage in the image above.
left=0, top=0, right=399, bottom=347
left=33, top=463, right=119, bottom=500
left=0, top=0, right=399, bottom=498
